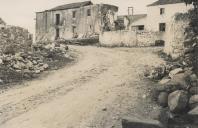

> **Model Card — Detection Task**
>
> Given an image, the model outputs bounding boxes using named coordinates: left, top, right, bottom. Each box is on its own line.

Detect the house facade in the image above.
left=36, top=1, right=118, bottom=42
left=121, top=0, right=192, bottom=32
left=146, top=0, right=192, bottom=31
left=100, top=0, right=193, bottom=48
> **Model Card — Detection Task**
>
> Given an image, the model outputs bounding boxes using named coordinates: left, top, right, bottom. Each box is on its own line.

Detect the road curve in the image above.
left=0, top=46, right=164, bottom=128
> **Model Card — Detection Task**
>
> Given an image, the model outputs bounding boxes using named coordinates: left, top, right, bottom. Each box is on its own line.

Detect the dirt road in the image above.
left=0, top=46, right=164, bottom=128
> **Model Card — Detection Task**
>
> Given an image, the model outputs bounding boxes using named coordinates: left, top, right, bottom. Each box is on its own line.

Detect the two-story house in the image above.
left=120, top=0, right=192, bottom=41
left=35, top=1, right=118, bottom=42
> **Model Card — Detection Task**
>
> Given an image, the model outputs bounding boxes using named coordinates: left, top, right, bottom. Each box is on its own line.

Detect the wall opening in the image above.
left=131, top=25, right=145, bottom=31
left=155, top=40, right=165, bottom=46
left=56, top=14, right=60, bottom=25
left=160, top=8, right=165, bottom=15
left=72, top=26, right=78, bottom=38
left=159, top=23, right=166, bottom=32
left=87, top=9, right=91, bottom=16
left=55, top=28, right=60, bottom=40
left=72, top=11, right=76, bottom=18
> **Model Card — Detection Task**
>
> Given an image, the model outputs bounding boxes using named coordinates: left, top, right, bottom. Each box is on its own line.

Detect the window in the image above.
left=159, top=23, right=166, bottom=32
left=87, top=9, right=91, bottom=16
left=138, top=25, right=144, bottom=31
left=155, top=40, right=165, bottom=46
left=131, top=25, right=144, bottom=31
left=72, top=26, right=77, bottom=33
left=160, top=8, right=165, bottom=15
left=72, top=11, right=76, bottom=18
left=55, top=14, right=60, bottom=25
left=55, top=28, right=60, bottom=39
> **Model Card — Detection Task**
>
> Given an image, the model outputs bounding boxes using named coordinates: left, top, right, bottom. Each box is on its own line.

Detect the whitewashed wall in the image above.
left=146, top=3, right=192, bottom=31
left=99, top=30, right=160, bottom=47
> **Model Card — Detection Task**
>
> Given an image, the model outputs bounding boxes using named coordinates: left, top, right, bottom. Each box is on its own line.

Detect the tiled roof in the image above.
left=148, top=0, right=184, bottom=6
left=49, top=1, right=93, bottom=11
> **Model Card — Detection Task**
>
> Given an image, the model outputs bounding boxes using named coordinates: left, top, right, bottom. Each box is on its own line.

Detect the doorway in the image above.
left=56, top=28, right=60, bottom=40
left=56, top=14, right=60, bottom=25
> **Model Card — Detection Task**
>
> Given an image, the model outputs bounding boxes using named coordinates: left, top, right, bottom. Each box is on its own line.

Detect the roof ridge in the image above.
left=49, top=1, right=93, bottom=11
left=148, top=0, right=184, bottom=7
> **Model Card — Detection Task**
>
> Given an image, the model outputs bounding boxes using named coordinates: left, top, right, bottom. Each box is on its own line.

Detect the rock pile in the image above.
left=146, top=62, right=198, bottom=127
left=0, top=41, right=69, bottom=85
left=0, top=18, right=71, bottom=86
left=0, top=20, right=32, bottom=53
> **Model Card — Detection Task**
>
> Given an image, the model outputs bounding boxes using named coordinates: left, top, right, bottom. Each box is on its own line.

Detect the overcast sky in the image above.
left=0, top=0, right=156, bottom=34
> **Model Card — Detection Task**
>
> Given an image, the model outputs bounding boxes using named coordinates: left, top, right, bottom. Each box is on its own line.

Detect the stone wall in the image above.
left=164, top=16, right=189, bottom=59
left=0, top=24, right=33, bottom=53
left=99, top=30, right=160, bottom=47
left=36, top=4, right=118, bottom=42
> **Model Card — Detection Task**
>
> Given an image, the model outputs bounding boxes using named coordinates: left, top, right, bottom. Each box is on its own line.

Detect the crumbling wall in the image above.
left=164, top=15, right=190, bottom=59
left=100, top=4, right=118, bottom=31
left=99, top=30, right=160, bottom=47
left=0, top=24, right=33, bottom=53
left=0, top=18, right=6, bottom=25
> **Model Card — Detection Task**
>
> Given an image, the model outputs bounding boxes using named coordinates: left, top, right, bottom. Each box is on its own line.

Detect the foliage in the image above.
left=183, top=0, right=198, bottom=8
left=182, top=0, right=198, bottom=74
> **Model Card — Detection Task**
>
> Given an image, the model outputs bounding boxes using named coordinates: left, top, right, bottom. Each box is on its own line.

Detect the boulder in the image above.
left=0, top=79, right=4, bottom=85
left=43, top=64, right=49, bottom=69
left=189, top=87, right=198, bottom=95
left=189, top=95, right=198, bottom=109
left=158, top=92, right=168, bottom=107
left=168, top=73, right=189, bottom=90
left=0, top=59, right=3, bottom=64
left=190, top=74, right=198, bottom=82
left=168, top=90, right=189, bottom=113
left=122, top=117, right=164, bottom=128
left=188, top=106, right=198, bottom=123
left=189, top=74, right=198, bottom=87
left=169, top=68, right=184, bottom=78
left=155, top=72, right=190, bottom=94
left=35, top=70, right=41, bottom=74
left=159, top=78, right=171, bottom=85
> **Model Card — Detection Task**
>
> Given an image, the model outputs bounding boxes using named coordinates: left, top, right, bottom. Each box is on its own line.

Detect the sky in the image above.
left=0, top=0, right=156, bottom=34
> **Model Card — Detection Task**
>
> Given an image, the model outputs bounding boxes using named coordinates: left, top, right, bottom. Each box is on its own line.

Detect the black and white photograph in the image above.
left=0, top=0, right=197, bottom=128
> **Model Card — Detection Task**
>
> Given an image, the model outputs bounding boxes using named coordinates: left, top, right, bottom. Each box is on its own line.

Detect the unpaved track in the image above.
left=0, top=46, right=164, bottom=128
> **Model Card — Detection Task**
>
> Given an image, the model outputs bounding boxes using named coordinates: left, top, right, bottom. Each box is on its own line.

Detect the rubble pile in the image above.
left=0, top=17, right=71, bottom=86
left=0, top=41, right=70, bottom=85
left=0, top=25, right=32, bottom=53
left=145, top=61, right=198, bottom=127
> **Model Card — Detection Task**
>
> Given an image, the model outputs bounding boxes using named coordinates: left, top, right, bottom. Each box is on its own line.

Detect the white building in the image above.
left=146, top=0, right=192, bottom=34
left=100, top=0, right=193, bottom=51
left=121, top=0, right=192, bottom=41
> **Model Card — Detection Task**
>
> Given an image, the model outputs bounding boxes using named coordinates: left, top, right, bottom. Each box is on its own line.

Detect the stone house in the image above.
left=35, top=1, right=118, bottom=42
left=146, top=0, right=193, bottom=56
left=120, top=0, right=192, bottom=33
left=100, top=0, right=193, bottom=48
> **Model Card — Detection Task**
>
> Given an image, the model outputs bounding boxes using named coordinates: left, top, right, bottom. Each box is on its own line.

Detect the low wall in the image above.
left=99, top=30, right=160, bottom=47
